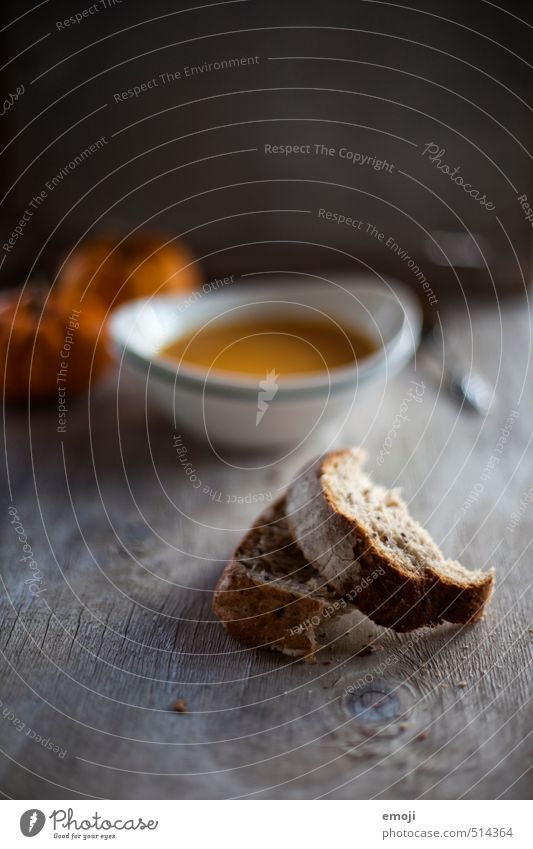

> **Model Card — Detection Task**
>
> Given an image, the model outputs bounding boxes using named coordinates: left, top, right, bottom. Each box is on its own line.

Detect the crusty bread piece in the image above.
left=212, top=497, right=349, bottom=661
left=286, top=448, right=494, bottom=631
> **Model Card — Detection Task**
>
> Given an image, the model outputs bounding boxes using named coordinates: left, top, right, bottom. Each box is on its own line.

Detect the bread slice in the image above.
left=286, top=448, right=494, bottom=631
left=212, top=497, right=350, bottom=661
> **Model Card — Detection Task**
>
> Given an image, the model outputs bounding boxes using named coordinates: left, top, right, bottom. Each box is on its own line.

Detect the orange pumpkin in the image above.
left=0, top=283, right=111, bottom=403
left=57, top=232, right=200, bottom=308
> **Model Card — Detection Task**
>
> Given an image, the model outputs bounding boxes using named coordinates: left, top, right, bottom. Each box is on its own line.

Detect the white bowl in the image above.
left=109, top=274, right=422, bottom=450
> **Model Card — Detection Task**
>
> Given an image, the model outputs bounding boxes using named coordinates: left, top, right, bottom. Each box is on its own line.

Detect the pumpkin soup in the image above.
left=159, top=317, right=376, bottom=378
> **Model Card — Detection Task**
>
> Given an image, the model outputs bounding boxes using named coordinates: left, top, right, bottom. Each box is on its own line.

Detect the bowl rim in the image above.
left=109, top=275, right=422, bottom=398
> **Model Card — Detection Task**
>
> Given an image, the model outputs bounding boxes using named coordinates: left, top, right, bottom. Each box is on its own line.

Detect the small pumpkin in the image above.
left=57, top=232, right=200, bottom=308
left=0, top=282, right=111, bottom=403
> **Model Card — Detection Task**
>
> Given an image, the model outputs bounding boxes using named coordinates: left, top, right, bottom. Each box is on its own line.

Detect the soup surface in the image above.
left=159, top=316, right=377, bottom=378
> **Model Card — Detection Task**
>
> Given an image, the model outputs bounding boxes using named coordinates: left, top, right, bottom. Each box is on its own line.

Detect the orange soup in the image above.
left=159, top=317, right=377, bottom=378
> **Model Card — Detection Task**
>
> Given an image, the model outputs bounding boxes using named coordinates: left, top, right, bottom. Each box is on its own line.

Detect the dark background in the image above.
left=1, top=0, right=532, bottom=306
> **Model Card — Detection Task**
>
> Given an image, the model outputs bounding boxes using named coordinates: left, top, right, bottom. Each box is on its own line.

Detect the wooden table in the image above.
left=1, top=298, right=531, bottom=799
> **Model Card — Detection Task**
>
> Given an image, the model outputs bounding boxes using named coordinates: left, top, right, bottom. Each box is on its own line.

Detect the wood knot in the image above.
left=344, top=680, right=402, bottom=724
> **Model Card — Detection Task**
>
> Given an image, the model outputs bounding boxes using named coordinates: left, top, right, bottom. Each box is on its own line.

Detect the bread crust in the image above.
left=287, top=449, right=494, bottom=632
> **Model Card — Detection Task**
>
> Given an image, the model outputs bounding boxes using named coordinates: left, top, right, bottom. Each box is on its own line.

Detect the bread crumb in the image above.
left=171, top=699, right=188, bottom=713
left=417, top=731, right=428, bottom=741
left=457, top=681, right=468, bottom=688
left=355, top=643, right=382, bottom=657
left=399, top=722, right=408, bottom=732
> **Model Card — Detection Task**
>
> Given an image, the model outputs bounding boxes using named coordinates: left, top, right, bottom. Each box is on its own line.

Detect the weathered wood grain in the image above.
left=0, top=300, right=532, bottom=799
